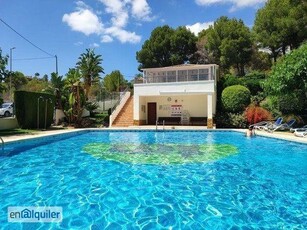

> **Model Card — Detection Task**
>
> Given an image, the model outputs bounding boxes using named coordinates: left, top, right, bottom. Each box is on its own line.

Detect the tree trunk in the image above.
left=236, top=63, right=240, bottom=76
left=282, top=45, right=286, bottom=55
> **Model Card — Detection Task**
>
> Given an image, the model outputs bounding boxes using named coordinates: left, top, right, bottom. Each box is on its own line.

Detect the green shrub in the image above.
left=85, top=102, right=99, bottom=117
left=260, top=96, right=282, bottom=118
left=261, top=92, right=304, bottom=116
left=278, top=92, right=304, bottom=114
left=228, top=113, right=248, bottom=128
left=14, top=91, right=55, bottom=129
left=240, top=72, right=266, bottom=95
left=215, top=112, right=247, bottom=128
left=221, top=85, right=251, bottom=112
left=223, top=74, right=242, bottom=89
left=244, top=71, right=266, bottom=79
left=250, top=92, right=265, bottom=105
left=93, top=113, right=109, bottom=127
left=241, top=78, right=264, bottom=95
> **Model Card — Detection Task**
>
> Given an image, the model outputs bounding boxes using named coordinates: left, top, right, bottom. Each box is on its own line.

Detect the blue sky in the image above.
left=0, top=0, right=266, bottom=81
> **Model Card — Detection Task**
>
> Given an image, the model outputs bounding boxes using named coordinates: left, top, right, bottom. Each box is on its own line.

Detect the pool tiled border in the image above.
left=2, top=127, right=307, bottom=146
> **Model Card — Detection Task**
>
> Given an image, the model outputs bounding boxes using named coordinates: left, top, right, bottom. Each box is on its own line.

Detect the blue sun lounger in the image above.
left=250, top=117, right=283, bottom=131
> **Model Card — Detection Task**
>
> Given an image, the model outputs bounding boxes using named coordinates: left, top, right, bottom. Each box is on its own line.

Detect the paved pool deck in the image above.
left=1, top=126, right=307, bottom=144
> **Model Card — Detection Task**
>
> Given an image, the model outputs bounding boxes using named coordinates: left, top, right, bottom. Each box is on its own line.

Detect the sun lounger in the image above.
left=274, top=119, right=296, bottom=131
left=250, top=117, right=283, bottom=132
left=264, top=117, right=284, bottom=132
left=249, top=121, right=270, bottom=130
left=294, top=130, right=307, bottom=137
left=290, top=125, right=307, bottom=133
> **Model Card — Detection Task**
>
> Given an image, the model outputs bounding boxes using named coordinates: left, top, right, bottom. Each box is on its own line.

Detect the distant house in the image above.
left=133, top=64, right=219, bottom=128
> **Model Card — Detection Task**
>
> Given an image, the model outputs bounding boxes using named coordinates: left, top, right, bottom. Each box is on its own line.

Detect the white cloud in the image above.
left=99, top=0, right=129, bottom=27
left=101, top=35, right=113, bottom=43
left=130, top=0, right=153, bottom=21
left=105, top=27, right=141, bottom=44
left=74, top=41, right=83, bottom=46
left=195, top=0, right=267, bottom=11
left=186, top=22, right=214, bottom=35
left=62, top=2, right=103, bottom=36
left=75, top=0, right=91, bottom=10
left=63, top=0, right=154, bottom=44
left=90, top=43, right=100, bottom=48
left=195, top=0, right=222, bottom=5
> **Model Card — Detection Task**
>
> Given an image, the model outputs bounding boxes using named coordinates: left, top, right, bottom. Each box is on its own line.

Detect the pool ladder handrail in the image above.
left=155, top=120, right=165, bottom=131
left=0, top=136, right=4, bottom=154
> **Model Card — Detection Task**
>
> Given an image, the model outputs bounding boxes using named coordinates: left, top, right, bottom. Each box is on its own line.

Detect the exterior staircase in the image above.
left=112, top=96, right=134, bottom=127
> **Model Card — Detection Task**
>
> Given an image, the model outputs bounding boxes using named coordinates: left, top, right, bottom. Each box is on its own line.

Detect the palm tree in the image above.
left=64, top=68, right=83, bottom=124
left=45, top=72, right=65, bottom=110
left=76, top=49, right=104, bottom=100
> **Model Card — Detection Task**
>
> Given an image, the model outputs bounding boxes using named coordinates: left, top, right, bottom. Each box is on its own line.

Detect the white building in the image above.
left=133, top=64, right=219, bottom=128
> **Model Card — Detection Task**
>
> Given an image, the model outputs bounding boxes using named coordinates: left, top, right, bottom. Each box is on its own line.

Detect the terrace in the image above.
left=138, top=64, right=218, bottom=84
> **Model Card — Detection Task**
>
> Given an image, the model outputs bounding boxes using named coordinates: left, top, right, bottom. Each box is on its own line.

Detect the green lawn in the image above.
left=0, top=129, right=39, bottom=136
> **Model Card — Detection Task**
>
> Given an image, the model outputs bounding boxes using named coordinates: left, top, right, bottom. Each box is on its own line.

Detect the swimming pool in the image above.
left=0, top=130, right=306, bottom=229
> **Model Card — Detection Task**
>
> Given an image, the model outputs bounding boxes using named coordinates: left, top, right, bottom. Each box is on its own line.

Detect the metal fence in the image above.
left=93, top=89, right=128, bottom=112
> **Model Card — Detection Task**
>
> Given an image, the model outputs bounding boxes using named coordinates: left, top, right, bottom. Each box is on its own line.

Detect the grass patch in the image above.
left=0, top=129, right=38, bottom=136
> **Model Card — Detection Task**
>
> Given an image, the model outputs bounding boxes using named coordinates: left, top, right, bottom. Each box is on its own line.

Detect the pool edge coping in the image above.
left=2, top=127, right=307, bottom=145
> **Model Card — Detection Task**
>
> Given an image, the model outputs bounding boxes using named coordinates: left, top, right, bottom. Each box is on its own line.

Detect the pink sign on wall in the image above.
left=171, top=105, right=182, bottom=117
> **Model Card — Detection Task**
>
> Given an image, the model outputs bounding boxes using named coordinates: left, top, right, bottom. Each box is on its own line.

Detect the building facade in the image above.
left=133, top=64, right=219, bottom=128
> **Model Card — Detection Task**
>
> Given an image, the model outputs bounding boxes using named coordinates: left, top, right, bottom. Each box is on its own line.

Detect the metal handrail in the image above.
left=111, top=87, right=130, bottom=113
left=0, top=137, right=4, bottom=153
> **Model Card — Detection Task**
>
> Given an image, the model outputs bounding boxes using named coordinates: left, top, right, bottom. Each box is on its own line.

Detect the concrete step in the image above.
left=112, top=96, right=134, bottom=127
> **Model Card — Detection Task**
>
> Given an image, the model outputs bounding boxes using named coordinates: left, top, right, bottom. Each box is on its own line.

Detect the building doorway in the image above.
left=147, top=102, right=157, bottom=125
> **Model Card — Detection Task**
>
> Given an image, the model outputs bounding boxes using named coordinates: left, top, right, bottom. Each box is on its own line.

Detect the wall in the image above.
left=109, top=91, right=131, bottom=126
left=134, top=80, right=215, bottom=121
left=0, top=118, right=19, bottom=130
left=137, top=95, right=210, bottom=124
left=134, top=80, right=215, bottom=96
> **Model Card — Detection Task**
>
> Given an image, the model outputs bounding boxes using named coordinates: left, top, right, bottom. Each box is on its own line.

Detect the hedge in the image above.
left=14, top=91, right=55, bottom=129
left=222, top=72, right=265, bottom=95
left=221, top=85, right=251, bottom=112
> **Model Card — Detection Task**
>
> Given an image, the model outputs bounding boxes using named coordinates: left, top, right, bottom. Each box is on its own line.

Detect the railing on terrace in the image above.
left=139, top=69, right=216, bottom=84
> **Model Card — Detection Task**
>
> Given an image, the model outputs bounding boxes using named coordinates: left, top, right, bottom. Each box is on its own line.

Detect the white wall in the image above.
left=134, top=81, right=215, bottom=121
left=134, top=81, right=215, bottom=96
left=147, top=95, right=207, bottom=117
left=138, top=95, right=212, bottom=124
left=109, top=91, right=131, bottom=126
left=0, top=117, right=18, bottom=130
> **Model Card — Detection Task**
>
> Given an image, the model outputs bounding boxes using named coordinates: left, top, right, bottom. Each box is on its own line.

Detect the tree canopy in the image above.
left=103, top=70, right=126, bottom=92
left=205, top=16, right=252, bottom=76
left=8, top=71, right=28, bottom=90
left=76, top=49, right=104, bottom=99
left=253, top=0, right=307, bottom=61
left=0, top=48, right=9, bottom=102
left=136, top=26, right=197, bottom=70
left=263, top=43, right=307, bottom=96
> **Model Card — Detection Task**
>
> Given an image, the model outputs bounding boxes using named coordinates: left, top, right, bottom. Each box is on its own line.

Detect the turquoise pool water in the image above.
left=0, top=130, right=306, bottom=229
